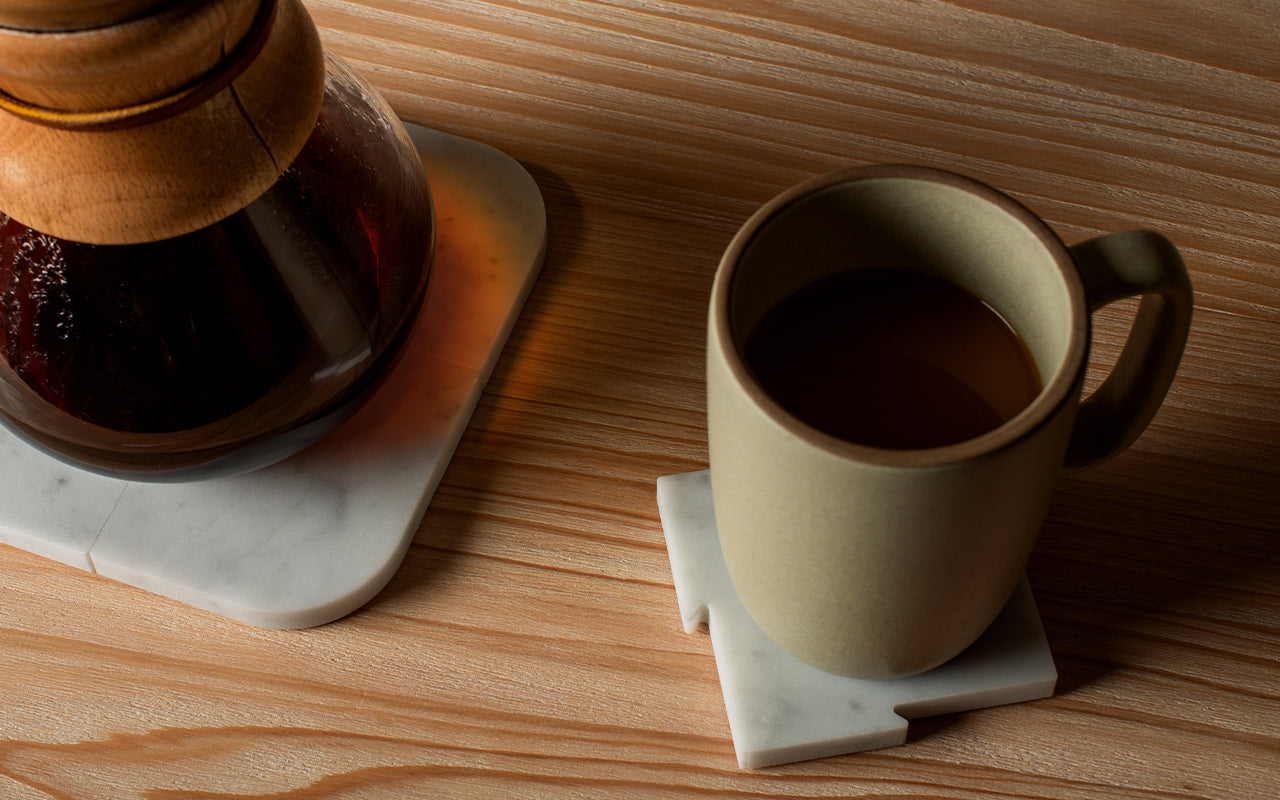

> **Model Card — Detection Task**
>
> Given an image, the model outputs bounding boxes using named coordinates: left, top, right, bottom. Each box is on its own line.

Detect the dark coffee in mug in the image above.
left=743, top=267, right=1041, bottom=449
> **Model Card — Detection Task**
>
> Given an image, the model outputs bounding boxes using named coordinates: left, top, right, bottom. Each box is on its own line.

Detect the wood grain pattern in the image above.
left=2, top=1, right=1277, bottom=797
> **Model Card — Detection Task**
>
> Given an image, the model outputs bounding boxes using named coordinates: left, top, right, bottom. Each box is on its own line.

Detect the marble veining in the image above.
left=656, top=469, right=1058, bottom=768
left=0, top=125, right=546, bottom=629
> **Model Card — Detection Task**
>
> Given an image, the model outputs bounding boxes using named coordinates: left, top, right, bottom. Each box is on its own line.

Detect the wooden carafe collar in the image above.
left=0, top=0, right=325, bottom=244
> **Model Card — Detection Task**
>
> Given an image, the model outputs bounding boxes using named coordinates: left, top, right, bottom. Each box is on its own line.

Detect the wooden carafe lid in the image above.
left=0, top=0, right=325, bottom=244
left=0, top=2, right=172, bottom=30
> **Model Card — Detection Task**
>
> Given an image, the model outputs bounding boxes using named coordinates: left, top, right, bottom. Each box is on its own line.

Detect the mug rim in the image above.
left=711, top=163, right=1090, bottom=468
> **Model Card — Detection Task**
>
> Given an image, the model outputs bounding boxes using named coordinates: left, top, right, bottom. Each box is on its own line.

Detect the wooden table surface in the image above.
left=3, top=1, right=1277, bottom=797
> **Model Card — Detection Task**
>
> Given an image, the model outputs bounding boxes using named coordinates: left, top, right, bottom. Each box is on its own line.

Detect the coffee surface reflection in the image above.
left=743, top=267, right=1041, bottom=450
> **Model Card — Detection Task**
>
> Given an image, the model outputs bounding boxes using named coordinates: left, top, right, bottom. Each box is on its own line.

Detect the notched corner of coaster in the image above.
left=655, top=468, right=1060, bottom=769
left=656, top=470, right=721, bottom=634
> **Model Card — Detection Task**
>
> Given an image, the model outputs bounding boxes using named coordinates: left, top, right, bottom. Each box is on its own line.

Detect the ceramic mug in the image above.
left=706, top=164, right=1192, bottom=679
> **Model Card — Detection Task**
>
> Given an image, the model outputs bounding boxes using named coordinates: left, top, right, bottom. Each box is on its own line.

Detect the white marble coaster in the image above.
left=656, top=470, right=1058, bottom=769
left=0, top=125, right=546, bottom=629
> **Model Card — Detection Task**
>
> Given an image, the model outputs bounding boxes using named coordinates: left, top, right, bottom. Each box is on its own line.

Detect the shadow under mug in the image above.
left=707, top=164, right=1193, bottom=680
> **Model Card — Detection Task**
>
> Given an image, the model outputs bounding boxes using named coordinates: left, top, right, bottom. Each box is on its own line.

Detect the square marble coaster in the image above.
left=656, top=470, right=1058, bottom=769
left=0, top=125, right=546, bottom=629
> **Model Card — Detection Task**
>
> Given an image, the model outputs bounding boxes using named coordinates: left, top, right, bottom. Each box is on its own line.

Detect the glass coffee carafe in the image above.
left=0, top=0, right=434, bottom=480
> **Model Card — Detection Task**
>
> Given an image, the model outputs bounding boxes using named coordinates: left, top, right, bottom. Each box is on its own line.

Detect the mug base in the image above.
left=657, top=469, right=1058, bottom=769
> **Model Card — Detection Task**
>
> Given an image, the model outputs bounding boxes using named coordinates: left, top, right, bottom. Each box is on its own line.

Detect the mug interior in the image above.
left=723, top=166, right=1087, bottom=461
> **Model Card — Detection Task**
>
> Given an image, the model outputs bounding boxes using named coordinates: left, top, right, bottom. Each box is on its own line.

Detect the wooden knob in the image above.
left=0, top=0, right=325, bottom=244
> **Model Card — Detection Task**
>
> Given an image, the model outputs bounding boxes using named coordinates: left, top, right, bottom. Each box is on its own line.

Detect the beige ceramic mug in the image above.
left=707, top=164, right=1192, bottom=680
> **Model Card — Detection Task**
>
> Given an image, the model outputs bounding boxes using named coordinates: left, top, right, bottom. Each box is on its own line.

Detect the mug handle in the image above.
left=1063, top=230, right=1193, bottom=470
